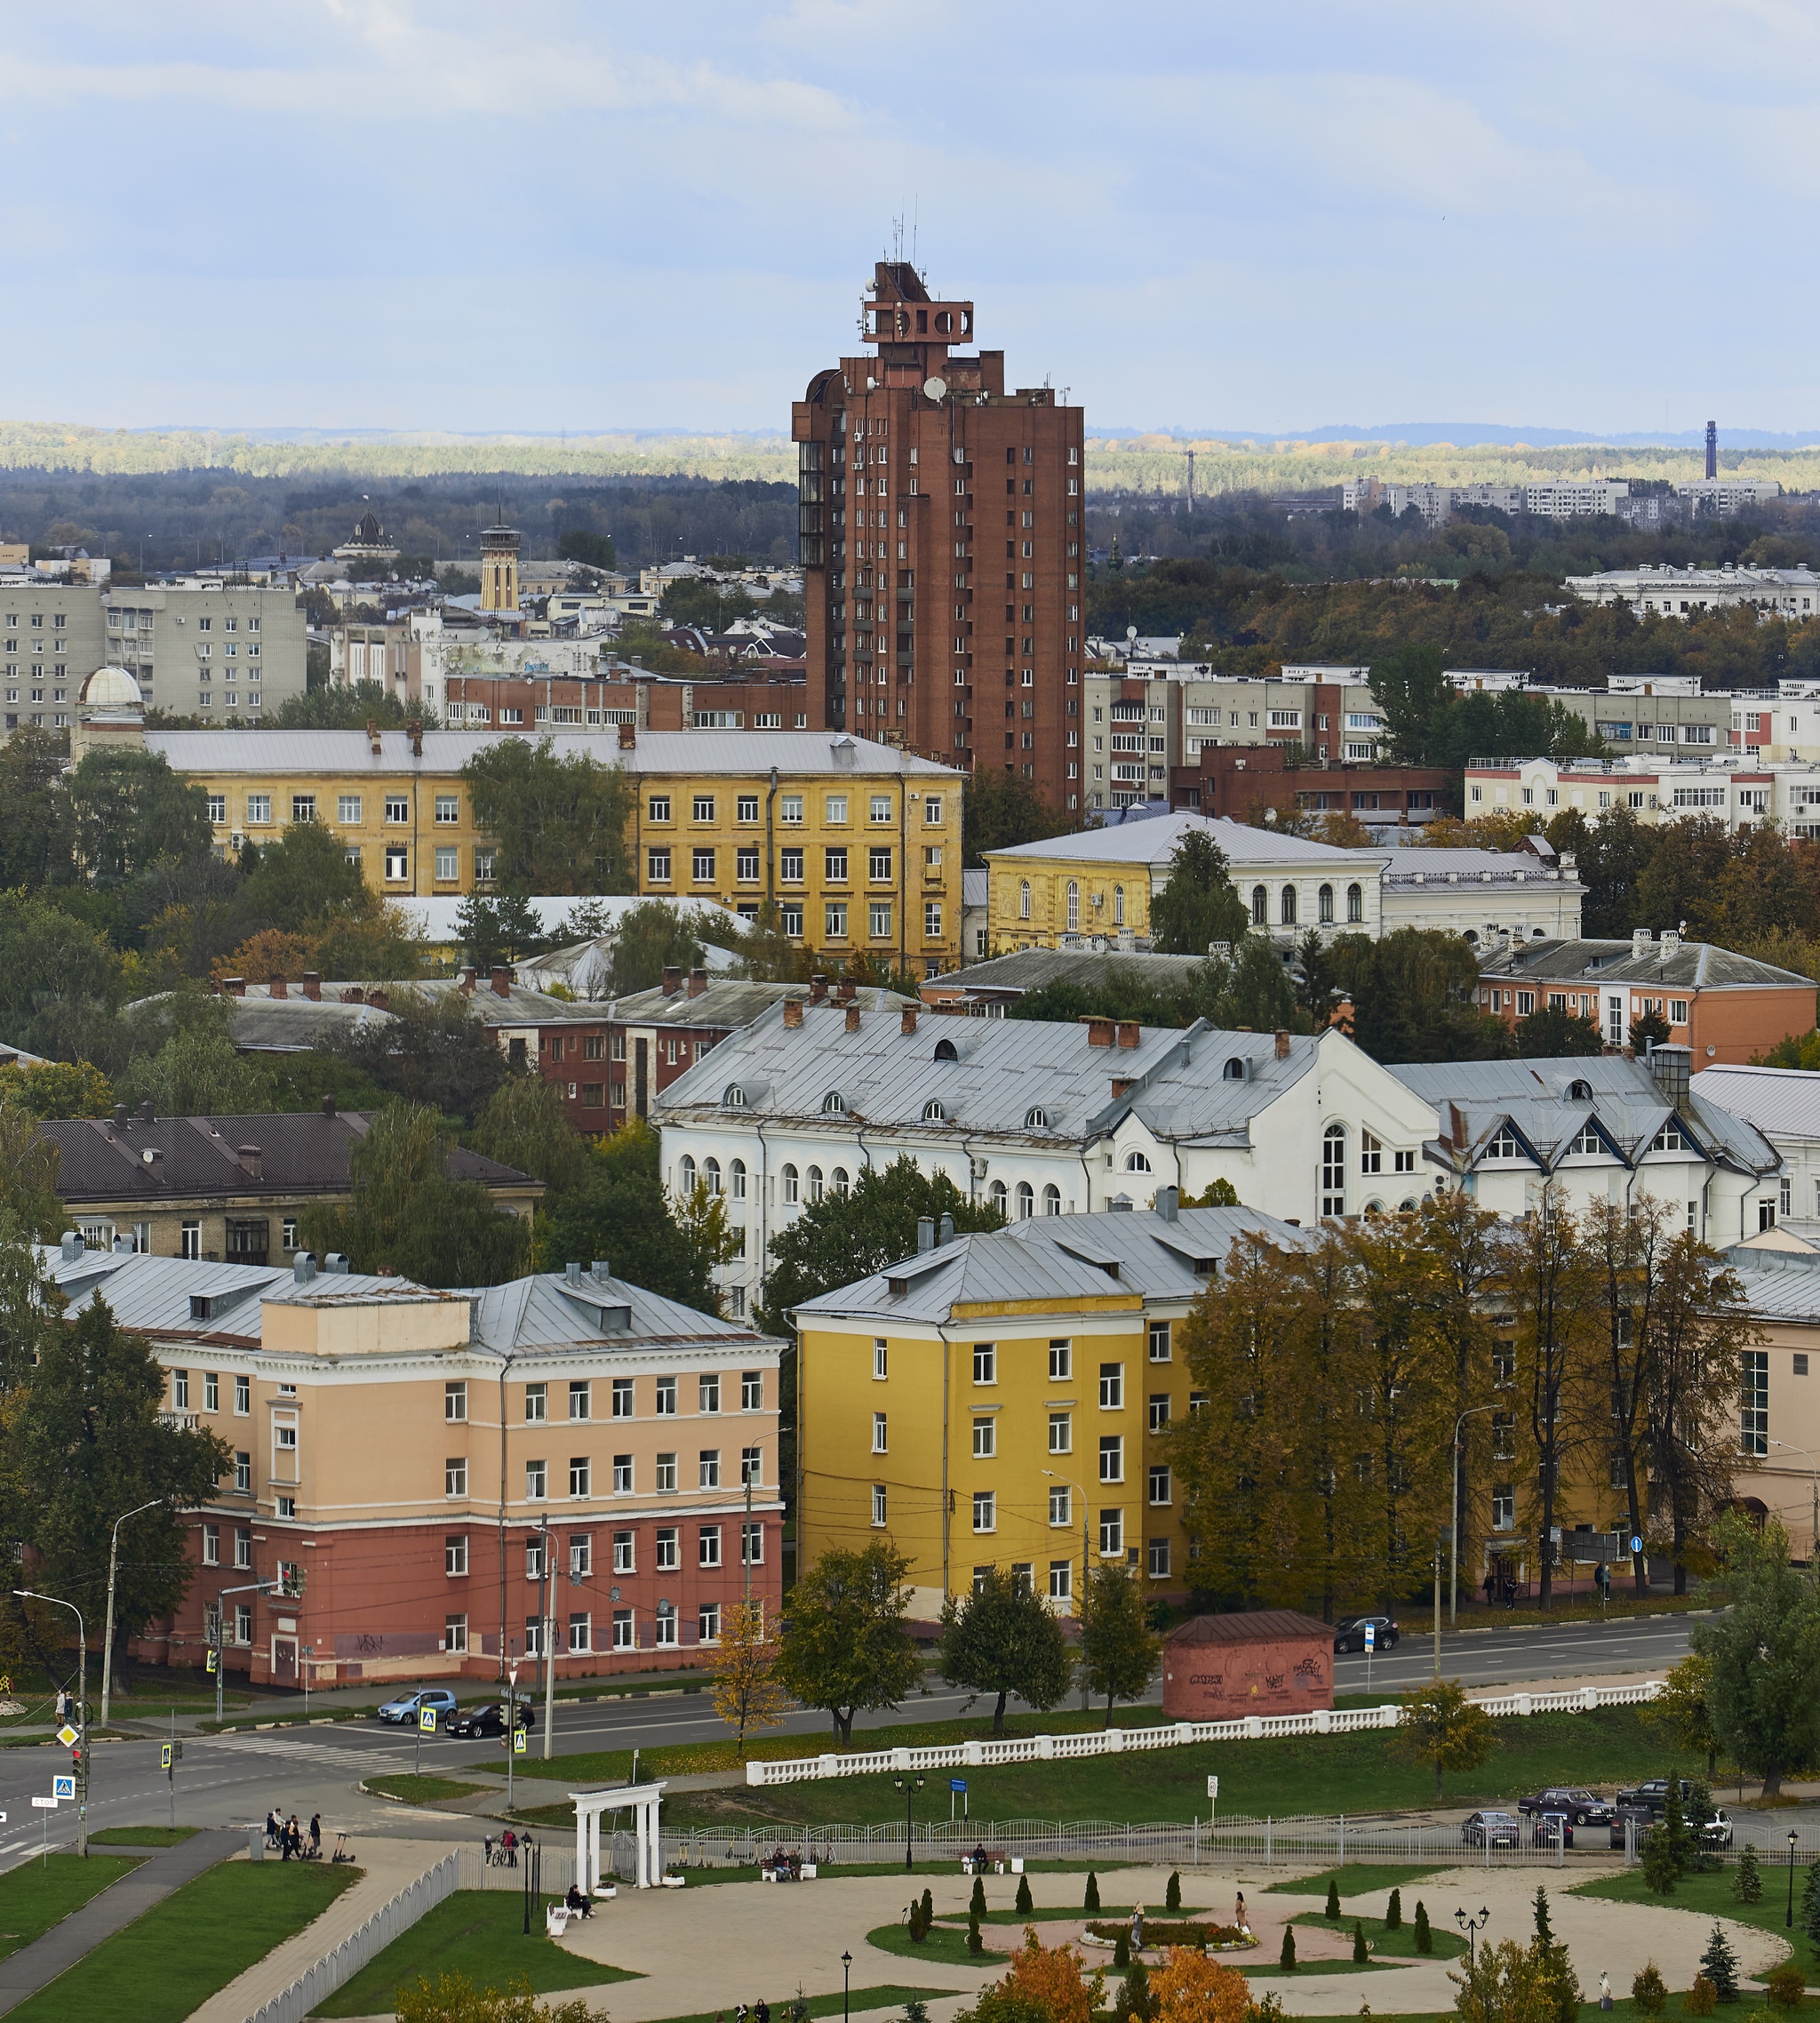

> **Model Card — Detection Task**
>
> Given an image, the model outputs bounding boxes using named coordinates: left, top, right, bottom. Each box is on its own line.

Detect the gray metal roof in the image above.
left=1716, top=1244, right=1820, bottom=1322
left=1694, top=1065, right=1820, bottom=1144
left=612, top=980, right=914, bottom=1030
left=50, top=1253, right=442, bottom=1342
left=962, top=869, right=989, bottom=908
left=793, top=1203, right=1305, bottom=1326
left=986, top=811, right=1387, bottom=871
left=465, top=1268, right=778, bottom=1360
left=934, top=949, right=1207, bottom=997
left=1389, top=1054, right=1778, bottom=1177
left=1384, top=850, right=1585, bottom=890
left=1477, top=938, right=1815, bottom=990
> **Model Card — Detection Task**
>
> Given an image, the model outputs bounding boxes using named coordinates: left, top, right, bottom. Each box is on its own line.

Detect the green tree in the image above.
left=1148, top=833, right=1250, bottom=956
left=9, top=1293, right=232, bottom=1669
left=1451, top=1939, right=1575, bottom=2023
left=775, top=1540, right=920, bottom=1745
left=470, top=1075, right=591, bottom=1195
left=1075, top=1564, right=1160, bottom=1727
left=68, top=748, right=213, bottom=885
left=1645, top=1652, right=1721, bottom=1781
left=1514, top=1004, right=1602, bottom=1057
left=1698, top=1926, right=1741, bottom=2004
left=458, top=893, right=547, bottom=971
left=0, top=1115, right=66, bottom=1242
left=536, top=1122, right=721, bottom=1309
left=1630, top=1006, right=1673, bottom=1053
left=299, top=1100, right=531, bottom=1286
left=461, top=738, right=634, bottom=895
left=395, top=1972, right=607, bottom=2023
left=1691, top=1511, right=1820, bottom=1797
left=0, top=892, right=126, bottom=1065
left=240, top=820, right=369, bottom=932
left=116, top=996, right=275, bottom=1116
left=339, top=989, right=508, bottom=1125
left=962, top=769, right=1074, bottom=868
left=557, top=529, right=618, bottom=572
left=706, top=1599, right=787, bottom=1760
left=938, top=1567, right=1074, bottom=1734
left=0, top=1059, right=114, bottom=1121
left=607, top=902, right=707, bottom=996
left=1329, top=929, right=1510, bottom=1064
left=1370, top=642, right=1450, bottom=766
left=1730, top=1847, right=1761, bottom=1907
left=0, top=727, right=76, bottom=890
left=1392, top=1678, right=1496, bottom=1802
left=269, top=680, right=434, bottom=731
left=1184, top=936, right=1300, bottom=1033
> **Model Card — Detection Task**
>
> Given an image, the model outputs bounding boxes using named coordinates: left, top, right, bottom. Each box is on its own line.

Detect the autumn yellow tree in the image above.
left=707, top=1599, right=788, bottom=1759
left=958, top=1930, right=1105, bottom=2023
left=1150, top=1948, right=1253, bottom=2023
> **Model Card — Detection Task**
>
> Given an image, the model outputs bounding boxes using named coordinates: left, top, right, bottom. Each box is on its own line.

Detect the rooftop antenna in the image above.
left=912, top=196, right=920, bottom=276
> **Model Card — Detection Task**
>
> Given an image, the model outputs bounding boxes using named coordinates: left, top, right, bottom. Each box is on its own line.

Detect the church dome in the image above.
left=80, top=666, right=144, bottom=710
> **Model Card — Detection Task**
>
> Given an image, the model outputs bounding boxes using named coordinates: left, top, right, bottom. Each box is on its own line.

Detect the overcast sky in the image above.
left=7, top=1, right=1820, bottom=437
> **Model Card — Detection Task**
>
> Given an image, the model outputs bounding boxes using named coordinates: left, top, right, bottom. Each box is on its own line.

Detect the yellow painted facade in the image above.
left=985, top=845, right=1160, bottom=950
left=800, top=1291, right=1199, bottom=1619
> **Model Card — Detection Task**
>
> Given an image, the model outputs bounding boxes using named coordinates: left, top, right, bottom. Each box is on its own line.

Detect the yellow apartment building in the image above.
left=793, top=1201, right=1301, bottom=1618
left=132, top=725, right=965, bottom=969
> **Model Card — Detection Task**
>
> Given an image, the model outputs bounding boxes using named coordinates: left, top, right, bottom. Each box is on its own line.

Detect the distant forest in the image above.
left=0, top=470, right=799, bottom=574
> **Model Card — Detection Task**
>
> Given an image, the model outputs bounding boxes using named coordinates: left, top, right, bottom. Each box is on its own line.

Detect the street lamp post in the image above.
left=100, top=1499, right=164, bottom=1727
left=16, top=1589, right=87, bottom=1856
left=1451, top=1407, right=1498, bottom=1627
left=1456, top=1906, right=1490, bottom=1967
left=1789, top=1830, right=1800, bottom=1929
left=892, top=1772, right=924, bottom=1871
left=842, top=1950, right=853, bottom=2023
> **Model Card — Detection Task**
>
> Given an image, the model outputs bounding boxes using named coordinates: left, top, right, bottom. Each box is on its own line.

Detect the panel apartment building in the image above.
left=794, top=262, right=1088, bottom=808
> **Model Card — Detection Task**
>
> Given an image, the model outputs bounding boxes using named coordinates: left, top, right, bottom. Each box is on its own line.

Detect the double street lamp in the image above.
left=891, top=1772, right=924, bottom=1871
left=1456, top=1906, right=1490, bottom=1967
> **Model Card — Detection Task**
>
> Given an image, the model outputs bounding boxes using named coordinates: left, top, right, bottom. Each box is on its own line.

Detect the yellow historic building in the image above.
left=134, top=724, right=966, bottom=966
left=793, top=1200, right=1298, bottom=1617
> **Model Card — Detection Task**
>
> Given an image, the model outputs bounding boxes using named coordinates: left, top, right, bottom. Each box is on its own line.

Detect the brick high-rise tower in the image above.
left=793, top=263, right=1088, bottom=809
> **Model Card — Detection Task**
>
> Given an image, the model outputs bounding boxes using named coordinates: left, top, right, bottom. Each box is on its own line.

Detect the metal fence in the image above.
left=243, top=1854, right=458, bottom=2023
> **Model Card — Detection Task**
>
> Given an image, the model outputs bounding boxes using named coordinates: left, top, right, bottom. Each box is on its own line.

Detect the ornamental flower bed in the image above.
left=1083, top=1922, right=1256, bottom=1953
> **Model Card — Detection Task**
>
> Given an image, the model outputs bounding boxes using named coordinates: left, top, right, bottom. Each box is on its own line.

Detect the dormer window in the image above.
left=1652, top=1121, right=1687, bottom=1152
left=1567, top=1079, right=1592, bottom=1101
left=722, top=1083, right=747, bottom=1108
left=933, top=1038, right=959, bottom=1062
left=822, top=1091, right=847, bottom=1115
left=1025, top=1106, right=1050, bottom=1128
left=1485, top=1125, right=1521, bottom=1161
left=1569, top=1123, right=1603, bottom=1156
left=1222, top=1058, right=1247, bottom=1082
left=922, top=1099, right=946, bottom=1123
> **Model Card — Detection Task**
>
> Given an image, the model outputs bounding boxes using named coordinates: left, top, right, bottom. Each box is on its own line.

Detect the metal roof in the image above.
left=985, top=812, right=1388, bottom=871
left=1168, top=1610, right=1334, bottom=1646
left=612, top=980, right=914, bottom=1030
left=1478, top=938, right=1814, bottom=990
left=933, top=949, right=1207, bottom=997
left=1383, top=850, right=1585, bottom=889
left=1389, top=1055, right=1777, bottom=1177
left=465, top=1268, right=779, bottom=1360
left=791, top=1203, right=1304, bottom=1326
left=1694, top=1066, right=1820, bottom=1143
left=1716, top=1245, right=1820, bottom=1322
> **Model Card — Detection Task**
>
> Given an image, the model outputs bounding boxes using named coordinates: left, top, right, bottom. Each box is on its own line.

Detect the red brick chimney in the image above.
left=900, top=1005, right=919, bottom=1035
left=809, top=974, right=829, bottom=1004
left=783, top=999, right=803, bottom=1028
left=301, top=972, right=322, bottom=1002
left=269, top=974, right=288, bottom=1000
left=845, top=1006, right=861, bottom=1032
left=491, top=966, right=512, bottom=997
left=687, top=967, right=708, bottom=998
left=222, top=976, right=246, bottom=997
left=662, top=965, right=682, bottom=997
left=1083, top=1016, right=1114, bottom=1048
left=1274, top=1029, right=1291, bottom=1059
left=619, top=724, right=637, bottom=750
left=1116, top=1021, right=1140, bottom=1049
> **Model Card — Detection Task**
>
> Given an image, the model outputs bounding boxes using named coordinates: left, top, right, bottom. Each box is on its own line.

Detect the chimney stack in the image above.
left=1083, top=1015, right=1114, bottom=1048
left=1706, top=419, right=1718, bottom=481
left=1274, top=1029, right=1291, bottom=1059
left=269, top=973, right=287, bottom=1000
left=916, top=1215, right=935, bottom=1253
left=1632, top=928, right=1653, bottom=961
left=782, top=998, right=803, bottom=1028
left=687, top=966, right=707, bottom=998
left=662, top=965, right=682, bottom=997
left=938, top=1212, right=954, bottom=1245
left=566, top=1260, right=582, bottom=1287
left=321, top=1094, right=338, bottom=1117
left=301, top=972, right=322, bottom=1001
left=900, top=1005, right=919, bottom=1035
left=844, top=1005, right=861, bottom=1032
left=619, top=723, right=636, bottom=750
left=1156, top=1185, right=1179, bottom=1222
left=1116, top=1020, right=1140, bottom=1049
left=221, top=976, right=246, bottom=997
left=237, top=1144, right=263, bottom=1180
left=491, top=965, right=512, bottom=996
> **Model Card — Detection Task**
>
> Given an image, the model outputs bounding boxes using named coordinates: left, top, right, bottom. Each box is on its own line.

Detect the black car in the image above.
left=1463, top=1810, right=1522, bottom=1849
left=1609, top=1803, right=1656, bottom=1850
left=1334, top=1615, right=1400, bottom=1653
left=1616, top=1779, right=1696, bottom=1816
left=1518, top=1786, right=1612, bottom=1826
left=1532, top=1812, right=1574, bottom=1849
left=446, top=1700, right=537, bottom=1739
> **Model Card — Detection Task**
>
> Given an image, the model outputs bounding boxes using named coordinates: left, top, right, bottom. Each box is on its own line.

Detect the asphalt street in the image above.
left=0, top=1611, right=1701, bottom=1867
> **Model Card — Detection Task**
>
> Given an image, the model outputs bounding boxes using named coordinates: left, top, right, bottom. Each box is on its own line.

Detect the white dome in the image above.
left=80, top=666, right=144, bottom=710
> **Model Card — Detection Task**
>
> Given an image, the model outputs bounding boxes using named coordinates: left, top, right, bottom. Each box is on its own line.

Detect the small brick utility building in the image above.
left=1161, top=1610, right=1334, bottom=1719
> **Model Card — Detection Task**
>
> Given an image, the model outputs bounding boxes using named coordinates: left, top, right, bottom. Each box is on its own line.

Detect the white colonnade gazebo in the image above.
left=573, top=1779, right=667, bottom=1893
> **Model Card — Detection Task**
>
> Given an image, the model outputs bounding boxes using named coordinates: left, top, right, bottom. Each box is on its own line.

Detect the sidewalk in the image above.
left=0, top=1827, right=241, bottom=2017
left=185, top=1835, right=460, bottom=2023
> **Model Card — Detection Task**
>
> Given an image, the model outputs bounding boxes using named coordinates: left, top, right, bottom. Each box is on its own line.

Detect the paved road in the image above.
left=0, top=1612, right=1701, bottom=1868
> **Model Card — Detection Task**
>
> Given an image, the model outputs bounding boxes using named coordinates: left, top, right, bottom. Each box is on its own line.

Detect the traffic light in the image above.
left=69, top=1746, right=82, bottom=1771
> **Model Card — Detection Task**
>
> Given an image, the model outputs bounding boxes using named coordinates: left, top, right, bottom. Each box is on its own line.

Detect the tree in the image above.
left=1075, top=1565, right=1160, bottom=1727
left=339, top=989, right=507, bottom=1125
left=241, top=821, right=368, bottom=932
left=776, top=1540, right=920, bottom=1744
left=1632, top=1963, right=1668, bottom=2014
left=1630, top=1007, right=1673, bottom=1053
left=1698, top=1926, right=1741, bottom=2004
left=1691, top=1511, right=1820, bottom=1798
left=270, top=680, right=432, bottom=731
left=557, top=529, right=618, bottom=572
left=1329, top=929, right=1509, bottom=1065
left=1730, top=1846, right=1761, bottom=1907
left=470, top=1075, right=591, bottom=1195
left=1450, top=1939, right=1576, bottom=2023
left=1148, top=833, right=1250, bottom=956
left=1392, top=1678, right=1495, bottom=1802
left=1645, top=1652, right=1720, bottom=1780
left=0, top=1112, right=67, bottom=1239
left=116, top=996, right=275, bottom=1117
left=1149, top=1948, right=1249, bottom=2023
left=68, top=748, right=213, bottom=886
left=459, top=893, right=547, bottom=971
left=958, top=1930, right=1104, bottom=2023
left=938, top=1567, right=1073, bottom=1734
left=536, top=1122, right=722, bottom=1310
left=0, top=892, right=126, bottom=1066
left=300, top=1100, right=531, bottom=1287
left=395, top=1974, right=608, bottom=2023
left=1413, top=1901, right=1432, bottom=1954
left=1514, top=1004, right=1602, bottom=1057
left=0, top=727, right=77, bottom=890
left=706, top=1599, right=787, bottom=1759
left=962, top=770, right=1074, bottom=869
left=1278, top=1928, right=1297, bottom=1972
left=9, top=1293, right=233, bottom=1668
left=461, top=739, right=635, bottom=895
left=606, top=902, right=706, bottom=996
left=1183, top=938, right=1299, bottom=1035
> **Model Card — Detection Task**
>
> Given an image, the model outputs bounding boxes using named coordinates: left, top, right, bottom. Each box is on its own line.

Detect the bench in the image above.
left=546, top=1906, right=571, bottom=1939
left=961, top=1851, right=1010, bottom=1875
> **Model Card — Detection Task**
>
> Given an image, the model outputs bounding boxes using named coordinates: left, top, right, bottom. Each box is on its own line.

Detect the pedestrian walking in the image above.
left=1235, top=1890, right=1246, bottom=1929
left=1600, top=1973, right=1612, bottom=2011
left=308, top=1813, right=321, bottom=1858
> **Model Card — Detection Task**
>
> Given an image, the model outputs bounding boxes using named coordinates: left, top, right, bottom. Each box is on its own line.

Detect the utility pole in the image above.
left=540, top=1515, right=556, bottom=1761
left=100, top=1499, right=163, bottom=1726
left=744, top=1472, right=753, bottom=1603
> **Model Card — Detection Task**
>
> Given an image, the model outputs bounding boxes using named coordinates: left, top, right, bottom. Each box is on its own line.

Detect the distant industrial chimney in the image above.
left=1706, top=420, right=1717, bottom=481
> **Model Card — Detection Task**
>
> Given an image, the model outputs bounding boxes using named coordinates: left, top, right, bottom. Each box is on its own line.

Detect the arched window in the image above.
left=722, top=1083, right=746, bottom=1108
left=989, top=1177, right=1009, bottom=1214
left=1019, top=879, right=1031, bottom=921
left=922, top=1098, right=946, bottom=1123
left=1251, top=884, right=1268, bottom=926
left=1066, top=881, right=1080, bottom=932
left=704, top=1156, right=722, bottom=1197
left=1318, top=884, right=1334, bottom=925
left=781, top=1162, right=799, bottom=1204
left=679, top=1154, right=697, bottom=1194
left=1223, top=1057, right=1247, bottom=1081
left=730, top=1158, right=746, bottom=1201
left=1125, top=1150, right=1152, bottom=1172
left=1568, top=1079, right=1592, bottom=1102
left=1016, top=1180, right=1034, bottom=1219
left=1025, top=1105, right=1050, bottom=1128
left=808, top=1164, right=826, bottom=1203
left=1281, top=885, right=1297, bottom=927
left=1346, top=883, right=1363, bottom=924
left=1321, top=1123, right=1345, bottom=1217
left=1364, top=1198, right=1385, bottom=1219
left=934, top=1038, right=959, bottom=1061
left=832, top=1166, right=850, bottom=1198
left=822, top=1090, right=846, bottom=1115
left=1114, top=884, right=1125, bottom=925
left=1042, top=1182, right=1062, bottom=1216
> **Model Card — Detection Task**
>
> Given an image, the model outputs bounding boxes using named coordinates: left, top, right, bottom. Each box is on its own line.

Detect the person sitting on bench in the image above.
left=565, top=1883, right=594, bottom=1919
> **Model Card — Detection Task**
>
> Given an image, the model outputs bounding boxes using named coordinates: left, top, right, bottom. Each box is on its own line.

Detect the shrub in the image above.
left=972, top=1876, right=988, bottom=1921
left=1643, top=1823, right=1681, bottom=1895
left=1413, top=1901, right=1433, bottom=1955
left=1731, top=1848, right=1762, bottom=1907
left=922, top=1888, right=934, bottom=1934
left=907, top=1897, right=927, bottom=1942
left=903, top=2003, right=931, bottom=2023
left=1086, top=1872, right=1101, bottom=1913
left=1385, top=1887, right=1402, bottom=1931
left=1633, top=1963, right=1668, bottom=2015
left=1699, top=1926, right=1741, bottom=2004
left=1114, top=1931, right=1131, bottom=1970
left=1325, top=1879, right=1342, bottom=1920
left=1684, top=1974, right=1717, bottom=2017
left=1280, top=1927, right=1297, bottom=1971
left=1766, top=1964, right=1807, bottom=2014
left=967, top=1914, right=985, bottom=1957
left=1118, top=1955, right=1154, bottom=2023
left=1353, top=1922, right=1369, bottom=1964
left=1016, top=1873, right=1034, bottom=1916
left=1165, top=1870, right=1182, bottom=1915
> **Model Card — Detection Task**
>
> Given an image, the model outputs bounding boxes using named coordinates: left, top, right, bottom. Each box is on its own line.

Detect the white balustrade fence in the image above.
left=243, top=1854, right=458, bottom=2023
left=744, top=1680, right=1664, bottom=1787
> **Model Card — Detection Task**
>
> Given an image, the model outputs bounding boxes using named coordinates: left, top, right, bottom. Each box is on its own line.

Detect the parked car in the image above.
left=1699, top=1809, right=1735, bottom=1850
left=447, top=1699, right=537, bottom=1739
left=1463, top=1810, right=1522, bottom=1849
left=1532, top=1811, right=1575, bottom=1849
left=1609, top=1803, right=1656, bottom=1850
left=1334, top=1615, right=1400, bottom=1653
left=372, top=1687, right=459, bottom=1727
left=1616, top=1779, right=1696, bottom=1815
left=1517, top=1787, right=1613, bottom=1826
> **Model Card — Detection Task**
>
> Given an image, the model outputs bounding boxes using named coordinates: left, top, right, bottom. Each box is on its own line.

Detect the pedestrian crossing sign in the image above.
left=55, top=1725, right=76, bottom=1748
left=52, top=1775, right=75, bottom=1800
left=206, top=1651, right=218, bottom=1673
left=160, top=1743, right=172, bottom=1771
left=419, top=1707, right=437, bottom=1733
left=513, top=1727, right=527, bottom=1755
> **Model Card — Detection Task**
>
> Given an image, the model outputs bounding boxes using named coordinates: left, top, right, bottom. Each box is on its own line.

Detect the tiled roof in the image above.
left=1477, top=938, right=1815, bottom=990
left=986, top=811, right=1387, bottom=870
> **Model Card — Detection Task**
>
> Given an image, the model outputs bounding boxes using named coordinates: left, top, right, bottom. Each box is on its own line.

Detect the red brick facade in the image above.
left=1170, top=739, right=1451, bottom=827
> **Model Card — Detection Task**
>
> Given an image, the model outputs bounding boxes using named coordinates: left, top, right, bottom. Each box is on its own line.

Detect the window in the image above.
left=246, top=794, right=272, bottom=826
left=973, top=1342, right=997, bottom=1385
left=1019, top=880, right=1031, bottom=920
left=182, top=1221, right=204, bottom=1261
left=692, top=847, right=716, bottom=883
left=610, top=1610, right=633, bottom=1651
left=1015, top=1179, right=1034, bottom=1219
left=385, top=844, right=408, bottom=881
left=691, top=794, right=715, bottom=823
left=525, top=1383, right=547, bottom=1422
left=1346, top=883, right=1364, bottom=924
left=1148, top=1320, right=1171, bottom=1363
left=1149, top=1392, right=1171, bottom=1433
left=741, top=1369, right=763, bottom=1411
left=1050, top=1561, right=1073, bottom=1603
left=699, top=1524, right=722, bottom=1567
left=525, top=1459, right=547, bottom=1499
left=1098, top=1362, right=1124, bottom=1409
left=972, top=1415, right=996, bottom=1459
left=972, top=1490, right=996, bottom=1533
left=825, top=903, right=848, bottom=939
left=1050, top=1339, right=1072, bottom=1380
left=235, top=1373, right=251, bottom=1419
left=1124, top=1151, right=1151, bottom=1173
left=1492, top=1483, right=1515, bottom=1531
left=235, top=1603, right=252, bottom=1645
left=385, top=795, right=409, bottom=823
left=743, top=1521, right=764, bottom=1565
left=1047, top=1409, right=1073, bottom=1454
left=1050, top=1483, right=1072, bottom=1527
left=569, top=1456, right=591, bottom=1498
left=234, top=1526, right=252, bottom=1570
left=571, top=1533, right=594, bottom=1578
left=648, top=847, right=671, bottom=884
left=613, top=1531, right=635, bottom=1574
left=1147, top=1537, right=1171, bottom=1579
left=1098, top=1507, right=1123, bottom=1557
left=204, top=1372, right=219, bottom=1411
left=619, top=1452, right=641, bottom=1492
left=611, top=1377, right=634, bottom=1418
left=445, top=1534, right=468, bottom=1576
left=1321, top=1123, right=1346, bottom=1216
left=872, top=1483, right=889, bottom=1527
left=435, top=846, right=458, bottom=881
left=1281, top=885, right=1297, bottom=927
left=1148, top=1464, right=1172, bottom=1506
left=1099, top=1434, right=1124, bottom=1483
left=655, top=1375, right=677, bottom=1416
left=1487, top=1124, right=1522, bottom=1160
left=652, top=1525, right=678, bottom=1571
left=444, top=1381, right=467, bottom=1422
left=1742, top=1349, right=1768, bottom=1457
left=172, top=1369, right=189, bottom=1410
left=699, top=1449, right=722, bottom=1488
left=1251, top=884, right=1267, bottom=926
left=203, top=1523, right=220, bottom=1566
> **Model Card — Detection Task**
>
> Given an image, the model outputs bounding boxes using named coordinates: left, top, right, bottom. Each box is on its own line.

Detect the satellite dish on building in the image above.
left=923, top=377, right=947, bottom=403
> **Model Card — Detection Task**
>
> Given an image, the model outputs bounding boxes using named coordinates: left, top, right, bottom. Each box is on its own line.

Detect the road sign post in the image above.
left=32, top=1793, right=55, bottom=1867
left=1364, top=1619, right=1375, bottom=1691
left=416, top=1702, right=436, bottom=1778
left=506, top=1665, right=519, bottom=1815
left=950, top=1777, right=967, bottom=1822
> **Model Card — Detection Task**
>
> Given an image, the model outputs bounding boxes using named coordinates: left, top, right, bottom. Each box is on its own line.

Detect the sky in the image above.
left=6, top=1, right=1820, bottom=438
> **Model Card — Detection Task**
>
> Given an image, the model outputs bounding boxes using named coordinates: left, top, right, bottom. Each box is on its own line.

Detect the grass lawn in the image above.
left=0, top=1855, right=140, bottom=1959
left=646, top=1989, right=952, bottom=2023
left=315, top=1891, right=642, bottom=2018
left=1267, top=1864, right=1449, bottom=1899
left=1288, top=1912, right=1467, bottom=1962
left=4, top=1857, right=357, bottom=2023
left=86, top=1827, right=196, bottom=1847
left=643, top=1706, right=1678, bottom=1831
left=362, top=1772, right=484, bottom=1804
left=1574, top=1867, right=1817, bottom=1979
left=866, top=1919, right=1001, bottom=1969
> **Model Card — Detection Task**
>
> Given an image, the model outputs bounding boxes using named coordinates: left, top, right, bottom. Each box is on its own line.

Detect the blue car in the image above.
left=372, top=1687, right=459, bottom=1727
